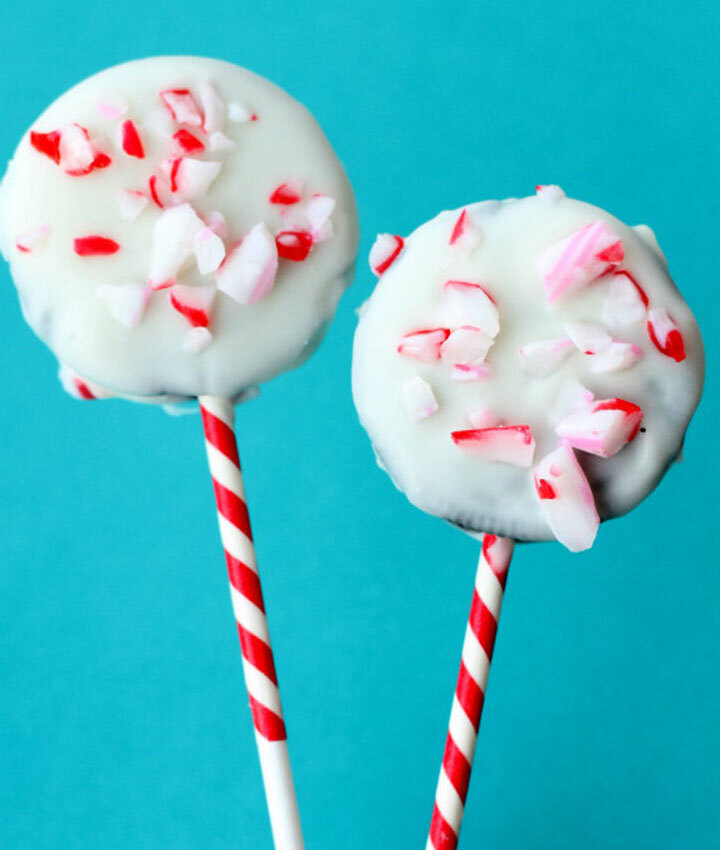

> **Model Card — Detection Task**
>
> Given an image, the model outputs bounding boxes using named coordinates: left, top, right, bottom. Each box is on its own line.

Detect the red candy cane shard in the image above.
left=73, top=236, right=120, bottom=256
left=397, top=328, right=450, bottom=361
left=121, top=120, right=145, bottom=158
left=556, top=397, right=643, bottom=457
left=449, top=209, right=468, bottom=245
left=169, top=284, right=216, bottom=328
left=30, top=130, right=62, bottom=163
left=173, top=129, right=205, bottom=154
left=269, top=180, right=304, bottom=206
left=148, top=175, right=164, bottom=208
left=275, top=230, right=313, bottom=262
left=369, top=233, right=404, bottom=276
left=451, top=426, right=535, bottom=467
left=427, top=536, right=513, bottom=850
left=647, top=308, right=686, bottom=362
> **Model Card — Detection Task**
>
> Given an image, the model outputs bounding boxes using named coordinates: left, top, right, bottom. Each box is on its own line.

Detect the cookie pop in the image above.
left=1, top=56, right=359, bottom=850
left=352, top=189, right=703, bottom=849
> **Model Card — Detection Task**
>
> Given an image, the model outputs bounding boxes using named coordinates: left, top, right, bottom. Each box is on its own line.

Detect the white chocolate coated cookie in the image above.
left=352, top=190, right=703, bottom=550
left=0, top=57, right=358, bottom=401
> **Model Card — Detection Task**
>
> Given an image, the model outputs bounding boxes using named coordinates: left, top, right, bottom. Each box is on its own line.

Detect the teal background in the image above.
left=1, top=1, right=718, bottom=848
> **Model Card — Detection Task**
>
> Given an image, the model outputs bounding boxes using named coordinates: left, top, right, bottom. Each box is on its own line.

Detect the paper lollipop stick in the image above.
left=427, top=535, right=513, bottom=850
left=200, top=396, right=304, bottom=850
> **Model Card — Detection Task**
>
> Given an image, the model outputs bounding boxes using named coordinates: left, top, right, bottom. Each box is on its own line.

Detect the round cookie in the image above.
left=352, top=188, right=704, bottom=550
left=0, top=56, right=359, bottom=402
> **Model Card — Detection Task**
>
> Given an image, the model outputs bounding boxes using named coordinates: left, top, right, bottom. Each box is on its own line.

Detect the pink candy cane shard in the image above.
left=451, top=361, right=491, bottom=381
left=216, top=222, right=278, bottom=304
left=58, top=124, right=96, bottom=173
left=402, top=375, right=439, bottom=421
left=199, top=82, right=226, bottom=134
left=97, top=283, right=151, bottom=328
left=647, top=308, right=686, bottom=362
left=397, top=328, right=450, bottom=361
left=589, top=341, right=642, bottom=373
left=442, top=280, right=499, bottom=338
left=15, top=224, right=49, bottom=253
left=537, top=220, right=624, bottom=302
left=518, top=337, right=573, bottom=376
left=451, top=425, right=535, bottom=467
left=169, top=284, right=217, bottom=327
left=533, top=442, right=599, bottom=552
left=563, top=320, right=612, bottom=355
left=306, top=195, right=336, bottom=243
left=160, top=89, right=203, bottom=127
left=556, top=397, right=643, bottom=458
left=440, top=325, right=494, bottom=365
left=468, top=408, right=501, bottom=428
left=369, top=233, right=404, bottom=276
left=148, top=203, right=204, bottom=289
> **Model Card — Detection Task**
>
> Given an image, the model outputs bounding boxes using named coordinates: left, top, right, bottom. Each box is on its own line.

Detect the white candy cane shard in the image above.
left=647, top=308, right=686, bottom=362
left=58, top=363, right=112, bottom=400
left=160, top=89, right=203, bottom=127
left=59, top=124, right=95, bottom=173
left=306, top=194, right=336, bottom=243
left=589, top=341, right=642, bottom=373
left=171, top=158, right=222, bottom=201
left=208, top=131, right=235, bottom=152
left=533, top=442, right=599, bottom=552
left=169, top=283, right=217, bottom=327
left=442, top=280, right=499, bottom=338
left=556, top=397, right=643, bottom=458
left=403, top=376, right=439, bottom=421
left=97, top=282, right=151, bottom=328
left=194, top=227, right=226, bottom=274
left=15, top=224, right=49, bottom=253
left=448, top=208, right=482, bottom=251
left=537, top=220, right=624, bottom=302
left=216, top=222, right=278, bottom=304
left=183, top=326, right=213, bottom=353
left=397, top=328, right=450, bottom=361
left=199, top=81, right=225, bottom=134
left=451, top=361, right=491, bottom=381
left=535, top=184, right=566, bottom=202
left=548, top=379, right=595, bottom=426
left=603, top=271, right=648, bottom=327
left=468, top=408, right=501, bottom=428
left=563, top=320, right=612, bottom=354
left=452, top=425, right=535, bottom=467
left=369, top=233, right=404, bottom=276
left=118, top=189, right=149, bottom=220
left=205, top=210, right=228, bottom=237
left=440, top=326, right=493, bottom=365
left=148, top=203, right=205, bottom=289
left=518, top=337, right=573, bottom=376
left=228, top=102, right=256, bottom=122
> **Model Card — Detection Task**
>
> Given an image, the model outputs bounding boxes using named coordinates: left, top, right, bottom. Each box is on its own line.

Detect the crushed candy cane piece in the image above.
left=533, top=442, right=599, bottom=552
left=369, top=233, right=404, bottom=276
left=449, top=208, right=481, bottom=251
left=208, top=131, right=235, bottom=152
left=118, top=189, right=149, bottom=220
left=269, top=180, right=304, bottom=205
left=74, top=235, right=120, bottom=256
left=535, top=185, right=566, bottom=201
left=160, top=89, right=203, bottom=127
left=403, top=376, right=439, bottom=421
left=556, top=397, right=643, bottom=458
left=468, top=408, right=501, bottom=429
left=442, top=280, right=499, bottom=338
left=538, top=220, right=624, bottom=302
left=228, top=103, right=256, bottom=122
left=451, top=361, right=492, bottom=381
left=603, top=271, right=648, bottom=327
left=549, top=380, right=595, bottom=426
left=183, top=326, right=213, bottom=353
left=199, top=81, right=225, bottom=134
left=121, top=120, right=145, bottom=158
left=397, top=328, right=450, bottom=361
left=58, top=364, right=111, bottom=401
left=173, top=129, right=205, bottom=154
left=169, top=284, right=216, bottom=327
left=59, top=124, right=95, bottom=173
left=589, top=341, right=642, bottom=373
left=193, top=226, right=226, bottom=274
left=148, top=174, right=169, bottom=208
left=440, top=326, right=493, bottom=365
left=96, top=94, right=128, bottom=119
left=205, top=210, right=228, bottom=237
left=216, top=222, right=278, bottom=304
left=306, top=195, right=335, bottom=243
left=563, top=320, right=612, bottom=355
left=97, top=282, right=150, bottom=328
left=452, top=425, right=535, bottom=467
left=518, top=337, right=573, bottom=376
left=30, top=130, right=62, bottom=163
left=276, top=230, right=313, bottom=261
left=170, top=158, right=222, bottom=201
left=647, top=308, right=686, bottom=362
left=15, top=224, right=49, bottom=253
left=148, top=203, right=204, bottom=289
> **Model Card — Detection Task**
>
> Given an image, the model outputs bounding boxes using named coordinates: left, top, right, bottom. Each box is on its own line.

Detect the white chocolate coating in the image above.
left=0, top=57, right=358, bottom=401
left=352, top=194, right=704, bottom=543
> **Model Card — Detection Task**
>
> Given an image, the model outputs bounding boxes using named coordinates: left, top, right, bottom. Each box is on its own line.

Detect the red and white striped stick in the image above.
left=427, top=534, right=514, bottom=850
left=199, top=396, right=304, bottom=850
